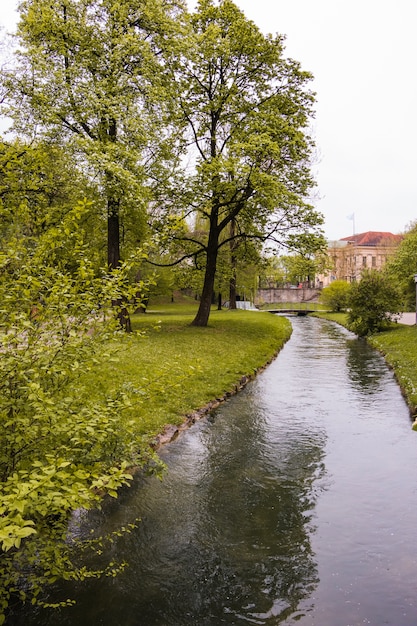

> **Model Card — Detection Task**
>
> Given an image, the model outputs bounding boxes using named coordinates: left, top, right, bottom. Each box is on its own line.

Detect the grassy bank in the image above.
left=312, top=311, right=349, bottom=326
left=88, top=304, right=292, bottom=441
left=313, top=311, right=417, bottom=420
left=369, top=326, right=417, bottom=418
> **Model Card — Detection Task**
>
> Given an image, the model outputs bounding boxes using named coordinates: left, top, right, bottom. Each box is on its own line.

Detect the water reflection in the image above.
left=10, top=317, right=417, bottom=626
left=346, top=336, right=390, bottom=394
left=190, top=395, right=323, bottom=623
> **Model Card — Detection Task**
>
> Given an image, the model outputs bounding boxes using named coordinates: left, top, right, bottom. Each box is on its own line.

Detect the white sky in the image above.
left=1, top=0, right=416, bottom=240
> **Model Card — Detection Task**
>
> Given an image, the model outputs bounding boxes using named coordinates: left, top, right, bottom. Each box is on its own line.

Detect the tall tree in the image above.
left=2, top=0, right=187, bottom=269
left=151, top=0, right=324, bottom=326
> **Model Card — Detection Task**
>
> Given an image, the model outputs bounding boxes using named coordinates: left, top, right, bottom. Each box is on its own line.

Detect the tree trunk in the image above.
left=229, top=275, right=236, bottom=309
left=107, top=196, right=120, bottom=270
left=191, top=232, right=219, bottom=327
left=117, top=306, right=132, bottom=332
left=107, top=193, right=132, bottom=332
left=229, top=217, right=237, bottom=309
left=192, top=124, right=221, bottom=327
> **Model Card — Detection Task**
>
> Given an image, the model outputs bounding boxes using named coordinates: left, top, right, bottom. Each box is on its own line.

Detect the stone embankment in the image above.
left=153, top=374, right=252, bottom=448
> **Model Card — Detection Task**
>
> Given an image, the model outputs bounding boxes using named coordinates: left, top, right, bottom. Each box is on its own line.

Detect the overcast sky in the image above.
left=2, top=0, right=416, bottom=240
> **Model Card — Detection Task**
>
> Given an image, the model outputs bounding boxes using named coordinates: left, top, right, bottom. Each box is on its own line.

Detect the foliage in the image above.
left=384, top=222, right=417, bottom=310
left=0, top=201, right=162, bottom=622
left=259, top=256, right=286, bottom=288
left=282, top=233, right=329, bottom=284
left=0, top=138, right=103, bottom=259
left=319, top=280, right=351, bottom=312
left=2, top=0, right=187, bottom=268
left=277, top=254, right=316, bottom=285
left=347, top=269, right=402, bottom=336
left=150, top=0, right=325, bottom=326
left=260, top=246, right=328, bottom=289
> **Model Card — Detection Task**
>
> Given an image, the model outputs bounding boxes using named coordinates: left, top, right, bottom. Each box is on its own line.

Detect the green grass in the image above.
left=312, top=311, right=417, bottom=419
left=369, top=326, right=417, bottom=417
left=312, top=311, right=349, bottom=326
left=259, top=301, right=326, bottom=311
left=87, top=305, right=292, bottom=439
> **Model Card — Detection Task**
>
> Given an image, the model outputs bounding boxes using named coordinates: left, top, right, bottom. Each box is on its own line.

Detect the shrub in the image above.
left=319, top=280, right=351, bottom=312
left=347, top=269, right=402, bottom=336
left=0, top=202, right=161, bottom=621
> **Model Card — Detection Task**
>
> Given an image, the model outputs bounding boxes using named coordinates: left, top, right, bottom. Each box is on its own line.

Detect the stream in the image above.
left=13, top=316, right=417, bottom=625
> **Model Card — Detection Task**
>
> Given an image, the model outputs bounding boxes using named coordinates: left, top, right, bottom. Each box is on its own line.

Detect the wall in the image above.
left=256, top=288, right=321, bottom=304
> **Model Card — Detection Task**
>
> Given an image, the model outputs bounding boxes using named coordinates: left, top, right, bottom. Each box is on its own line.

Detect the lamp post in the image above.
left=414, top=274, right=417, bottom=325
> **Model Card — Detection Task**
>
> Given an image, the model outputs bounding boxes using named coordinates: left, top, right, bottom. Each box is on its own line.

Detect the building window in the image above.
left=362, top=256, right=367, bottom=267
left=372, top=256, right=376, bottom=267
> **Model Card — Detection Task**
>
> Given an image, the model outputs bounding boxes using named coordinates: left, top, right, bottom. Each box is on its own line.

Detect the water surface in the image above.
left=13, top=317, right=417, bottom=625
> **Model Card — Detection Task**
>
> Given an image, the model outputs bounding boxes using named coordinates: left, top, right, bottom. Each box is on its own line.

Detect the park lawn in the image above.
left=312, top=311, right=349, bottom=326
left=85, top=305, right=292, bottom=440
left=313, top=311, right=417, bottom=419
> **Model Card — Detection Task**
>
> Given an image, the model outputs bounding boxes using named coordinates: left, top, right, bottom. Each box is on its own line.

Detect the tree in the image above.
left=347, top=269, right=402, bottom=336
left=2, top=0, right=187, bottom=270
left=320, top=279, right=351, bottom=312
left=150, top=0, right=324, bottom=326
left=278, top=253, right=316, bottom=286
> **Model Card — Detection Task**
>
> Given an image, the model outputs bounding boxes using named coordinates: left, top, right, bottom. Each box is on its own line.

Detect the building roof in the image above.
left=339, top=231, right=403, bottom=247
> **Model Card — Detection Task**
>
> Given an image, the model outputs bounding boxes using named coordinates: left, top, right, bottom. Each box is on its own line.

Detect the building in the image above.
left=319, top=231, right=403, bottom=287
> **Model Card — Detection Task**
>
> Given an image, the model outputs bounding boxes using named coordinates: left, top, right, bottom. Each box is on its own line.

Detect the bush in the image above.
left=347, top=269, right=402, bottom=336
left=0, top=202, right=162, bottom=621
left=319, top=280, right=351, bottom=312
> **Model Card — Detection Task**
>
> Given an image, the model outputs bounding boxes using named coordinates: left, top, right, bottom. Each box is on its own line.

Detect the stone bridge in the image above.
left=256, top=287, right=321, bottom=306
